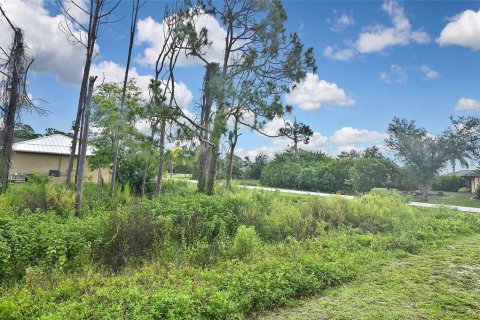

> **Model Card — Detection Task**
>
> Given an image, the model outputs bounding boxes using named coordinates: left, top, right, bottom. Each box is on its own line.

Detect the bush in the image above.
left=231, top=225, right=260, bottom=259
left=432, top=175, right=464, bottom=192
left=348, top=158, right=393, bottom=193
left=99, top=206, right=167, bottom=271
left=0, top=212, right=103, bottom=281
left=45, top=184, right=76, bottom=216
left=260, top=161, right=301, bottom=189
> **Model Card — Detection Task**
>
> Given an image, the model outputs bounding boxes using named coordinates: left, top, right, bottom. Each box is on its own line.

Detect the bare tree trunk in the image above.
left=206, top=111, right=227, bottom=195
left=110, top=0, right=141, bottom=197
left=451, top=159, right=456, bottom=173
left=0, top=28, right=23, bottom=190
left=197, top=64, right=217, bottom=193
left=226, top=115, right=239, bottom=190
left=170, top=160, right=173, bottom=178
left=197, top=145, right=210, bottom=192
left=141, top=130, right=155, bottom=198
left=206, top=145, right=218, bottom=195
left=421, top=185, right=429, bottom=202
left=155, top=119, right=166, bottom=195
left=75, top=76, right=96, bottom=217
left=96, top=168, right=102, bottom=199
left=141, top=159, right=149, bottom=198
left=66, top=3, right=102, bottom=186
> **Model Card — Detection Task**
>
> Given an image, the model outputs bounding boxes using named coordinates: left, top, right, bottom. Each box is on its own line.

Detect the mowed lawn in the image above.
left=425, top=191, right=480, bottom=208
left=256, top=234, right=480, bottom=320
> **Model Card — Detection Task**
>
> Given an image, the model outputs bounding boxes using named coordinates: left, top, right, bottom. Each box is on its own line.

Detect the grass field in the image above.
left=2, top=182, right=479, bottom=319
left=424, top=191, right=480, bottom=208
left=257, top=234, right=480, bottom=320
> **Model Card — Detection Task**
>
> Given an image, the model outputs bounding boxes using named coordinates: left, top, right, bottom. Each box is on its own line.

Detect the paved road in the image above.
left=183, top=180, right=480, bottom=214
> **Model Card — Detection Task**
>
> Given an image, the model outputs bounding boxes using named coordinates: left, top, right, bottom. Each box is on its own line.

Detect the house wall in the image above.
left=10, top=152, right=110, bottom=183
left=471, top=177, right=480, bottom=193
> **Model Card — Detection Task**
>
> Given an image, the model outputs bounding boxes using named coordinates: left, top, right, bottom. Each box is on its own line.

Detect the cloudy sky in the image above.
left=1, top=0, right=479, bottom=158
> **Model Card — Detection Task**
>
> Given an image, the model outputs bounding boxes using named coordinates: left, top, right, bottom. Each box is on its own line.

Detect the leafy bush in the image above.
left=431, top=175, right=464, bottom=192
left=260, top=161, right=301, bottom=189
left=45, top=184, right=75, bottom=216
left=0, top=212, right=103, bottom=281
left=231, top=225, right=260, bottom=259
left=348, top=158, right=394, bottom=193
left=98, top=206, right=166, bottom=271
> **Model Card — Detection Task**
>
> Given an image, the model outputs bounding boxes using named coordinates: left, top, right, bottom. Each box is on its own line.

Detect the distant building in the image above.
left=10, top=134, right=110, bottom=183
left=449, top=170, right=480, bottom=193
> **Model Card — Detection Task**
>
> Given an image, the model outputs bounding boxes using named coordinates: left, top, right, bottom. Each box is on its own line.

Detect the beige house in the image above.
left=450, top=170, right=480, bottom=193
left=10, top=134, right=110, bottom=183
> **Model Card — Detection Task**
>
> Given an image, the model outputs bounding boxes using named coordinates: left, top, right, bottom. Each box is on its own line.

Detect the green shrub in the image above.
left=0, top=212, right=103, bottom=281
left=231, top=225, right=260, bottom=259
left=260, top=161, right=301, bottom=189
left=348, top=158, right=392, bottom=193
left=431, top=175, right=464, bottom=192
left=45, top=184, right=75, bottom=216
left=98, top=206, right=167, bottom=271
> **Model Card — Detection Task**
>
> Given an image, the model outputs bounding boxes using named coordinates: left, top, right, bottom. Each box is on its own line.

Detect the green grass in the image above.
left=257, top=234, right=480, bottom=320
left=170, top=173, right=192, bottom=180
left=234, top=179, right=261, bottom=186
left=2, top=184, right=480, bottom=319
left=425, top=191, right=480, bottom=208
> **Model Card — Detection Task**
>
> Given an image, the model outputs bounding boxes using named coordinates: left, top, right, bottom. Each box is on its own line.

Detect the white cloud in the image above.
left=61, top=0, right=90, bottom=25
left=90, top=61, right=193, bottom=108
left=329, top=12, right=355, bottom=32
left=325, top=0, right=430, bottom=61
left=324, top=46, right=355, bottom=61
left=330, top=127, right=387, bottom=145
left=437, top=9, right=480, bottom=50
left=0, top=0, right=87, bottom=84
left=236, top=130, right=328, bottom=159
left=285, top=73, right=355, bottom=110
left=356, top=0, right=430, bottom=53
left=379, top=64, right=408, bottom=84
left=136, top=12, right=226, bottom=67
left=455, top=97, right=480, bottom=112
left=419, top=65, right=439, bottom=80
left=301, top=132, right=329, bottom=150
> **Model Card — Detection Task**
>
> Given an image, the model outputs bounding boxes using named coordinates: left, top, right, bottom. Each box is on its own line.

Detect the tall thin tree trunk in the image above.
left=451, top=159, right=456, bottom=173
left=155, top=119, right=166, bottom=195
left=198, top=145, right=210, bottom=192
left=141, top=159, right=149, bottom=198
left=96, top=168, right=102, bottom=199
left=198, top=64, right=217, bottom=193
left=421, top=184, right=429, bottom=202
left=66, top=4, right=101, bottom=186
left=110, top=0, right=141, bottom=197
left=206, top=111, right=227, bottom=195
left=75, top=76, right=96, bottom=217
left=226, top=115, right=239, bottom=190
left=141, top=129, right=155, bottom=198
left=206, top=145, right=218, bottom=195
left=1, top=28, right=23, bottom=190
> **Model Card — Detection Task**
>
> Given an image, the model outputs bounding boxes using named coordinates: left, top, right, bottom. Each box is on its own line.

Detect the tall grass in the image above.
left=0, top=180, right=479, bottom=319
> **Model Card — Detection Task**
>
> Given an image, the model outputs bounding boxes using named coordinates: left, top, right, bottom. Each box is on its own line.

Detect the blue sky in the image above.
left=1, top=0, right=480, bottom=158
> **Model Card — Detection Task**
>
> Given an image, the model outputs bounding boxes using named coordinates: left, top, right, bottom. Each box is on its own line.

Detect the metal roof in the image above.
left=12, top=134, right=94, bottom=156
left=448, top=170, right=480, bottom=177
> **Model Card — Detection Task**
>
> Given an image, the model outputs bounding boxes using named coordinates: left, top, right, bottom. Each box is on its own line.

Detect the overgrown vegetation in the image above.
left=0, top=180, right=479, bottom=319
left=260, top=148, right=398, bottom=194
